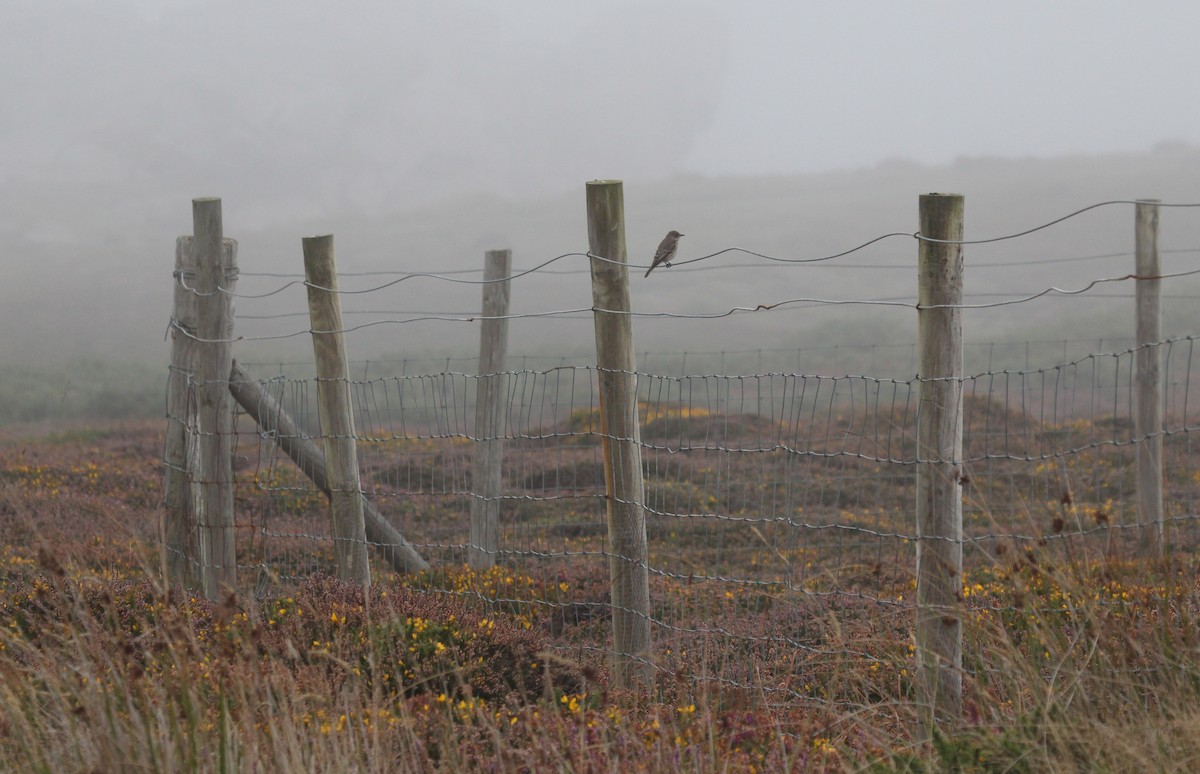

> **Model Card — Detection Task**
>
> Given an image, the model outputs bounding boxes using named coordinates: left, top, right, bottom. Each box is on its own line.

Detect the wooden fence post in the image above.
left=166, top=236, right=202, bottom=589
left=303, top=235, right=371, bottom=588
left=164, top=198, right=240, bottom=601
left=586, top=180, right=653, bottom=689
left=469, top=249, right=512, bottom=568
left=166, top=230, right=238, bottom=591
left=915, top=193, right=965, bottom=733
left=1135, top=199, right=1164, bottom=556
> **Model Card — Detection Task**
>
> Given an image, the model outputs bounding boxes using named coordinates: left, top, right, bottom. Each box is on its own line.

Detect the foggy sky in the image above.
left=5, top=0, right=1199, bottom=218
left=3, top=1, right=1200, bottom=368
left=690, top=2, right=1200, bottom=175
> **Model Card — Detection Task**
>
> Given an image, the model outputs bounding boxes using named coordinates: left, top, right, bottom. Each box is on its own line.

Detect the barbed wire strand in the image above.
left=186, top=200, right=1200, bottom=296
left=172, top=264, right=1200, bottom=344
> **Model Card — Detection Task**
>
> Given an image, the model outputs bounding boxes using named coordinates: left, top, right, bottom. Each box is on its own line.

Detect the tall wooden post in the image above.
left=915, top=193, right=965, bottom=732
left=166, top=229, right=238, bottom=590
left=1135, top=199, right=1164, bottom=556
left=164, top=198, right=240, bottom=601
left=304, top=235, right=371, bottom=588
left=586, top=180, right=653, bottom=689
left=469, top=250, right=512, bottom=568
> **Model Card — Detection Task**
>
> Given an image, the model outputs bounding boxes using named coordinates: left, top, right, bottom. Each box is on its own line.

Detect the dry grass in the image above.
left=3, top=420, right=1200, bottom=771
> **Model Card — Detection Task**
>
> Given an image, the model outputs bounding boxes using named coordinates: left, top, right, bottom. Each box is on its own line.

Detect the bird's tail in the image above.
left=644, top=266, right=654, bottom=278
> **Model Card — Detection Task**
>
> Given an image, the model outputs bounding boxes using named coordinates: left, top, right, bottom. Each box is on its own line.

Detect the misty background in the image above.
left=4, top=0, right=1200, bottom=418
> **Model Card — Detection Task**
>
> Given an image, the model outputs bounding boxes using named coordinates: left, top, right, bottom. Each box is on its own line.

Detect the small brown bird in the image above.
left=644, top=230, right=683, bottom=277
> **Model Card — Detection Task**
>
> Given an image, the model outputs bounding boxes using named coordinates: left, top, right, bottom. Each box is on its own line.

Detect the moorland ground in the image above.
left=3, top=419, right=1200, bottom=772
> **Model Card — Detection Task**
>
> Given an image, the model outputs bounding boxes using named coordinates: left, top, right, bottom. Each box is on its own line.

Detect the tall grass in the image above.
left=4, top=421, right=1200, bottom=771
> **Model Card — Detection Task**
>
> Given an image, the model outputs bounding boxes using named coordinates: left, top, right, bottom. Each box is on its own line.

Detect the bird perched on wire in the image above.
left=644, top=230, right=684, bottom=277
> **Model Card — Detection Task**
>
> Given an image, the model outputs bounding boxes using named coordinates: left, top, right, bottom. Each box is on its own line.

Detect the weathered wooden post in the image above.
left=164, top=198, right=239, bottom=600
left=166, top=226, right=238, bottom=588
left=303, top=235, right=371, bottom=587
left=469, top=250, right=512, bottom=569
left=1135, top=199, right=1164, bottom=556
left=165, top=236, right=202, bottom=589
left=915, top=193, right=965, bottom=732
left=586, top=180, right=653, bottom=689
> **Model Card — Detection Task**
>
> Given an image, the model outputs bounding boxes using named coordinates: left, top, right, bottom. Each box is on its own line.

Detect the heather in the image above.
left=4, top=422, right=1200, bottom=771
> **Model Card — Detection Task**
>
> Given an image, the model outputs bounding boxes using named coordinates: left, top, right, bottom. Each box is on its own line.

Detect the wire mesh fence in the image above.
left=163, top=336, right=1200, bottom=703
left=164, top=194, right=1200, bottom=710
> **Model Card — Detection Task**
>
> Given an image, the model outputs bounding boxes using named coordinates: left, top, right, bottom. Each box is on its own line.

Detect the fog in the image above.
left=3, top=1, right=1200, bottom=373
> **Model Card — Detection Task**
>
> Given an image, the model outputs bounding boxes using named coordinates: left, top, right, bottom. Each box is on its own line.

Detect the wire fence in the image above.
left=230, top=343, right=1200, bottom=549
left=165, top=194, right=1200, bottom=710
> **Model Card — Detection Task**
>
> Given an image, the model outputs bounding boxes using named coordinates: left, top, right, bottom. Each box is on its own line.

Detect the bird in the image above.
left=644, top=230, right=683, bottom=277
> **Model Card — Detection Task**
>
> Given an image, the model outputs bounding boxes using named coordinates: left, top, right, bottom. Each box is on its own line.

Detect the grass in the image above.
left=3, top=419, right=1200, bottom=771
